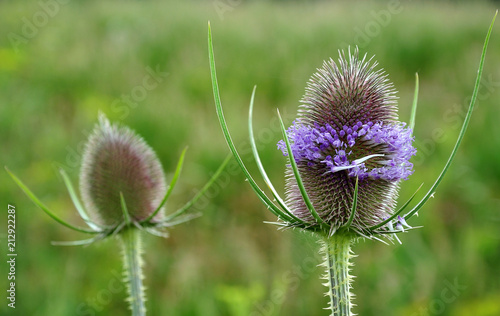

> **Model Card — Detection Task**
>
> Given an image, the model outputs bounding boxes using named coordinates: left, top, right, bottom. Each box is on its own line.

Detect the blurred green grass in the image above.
left=1, top=0, right=500, bottom=315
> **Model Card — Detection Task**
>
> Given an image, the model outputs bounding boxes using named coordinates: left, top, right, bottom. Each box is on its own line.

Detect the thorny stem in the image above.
left=121, top=228, right=146, bottom=316
left=321, top=234, right=354, bottom=316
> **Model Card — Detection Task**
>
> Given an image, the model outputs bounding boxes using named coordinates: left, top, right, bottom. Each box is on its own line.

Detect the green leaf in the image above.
left=6, top=167, right=97, bottom=234
left=277, top=109, right=327, bottom=228
left=208, top=22, right=298, bottom=224
left=404, top=11, right=497, bottom=221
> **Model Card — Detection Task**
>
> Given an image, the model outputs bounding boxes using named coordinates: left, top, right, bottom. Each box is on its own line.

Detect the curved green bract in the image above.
left=248, top=87, right=305, bottom=225
left=404, top=11, right=497, bottom=221
left=51, top=234, right=107, bottom=246
left=410, top=73, right=419, bottom=133
left=141, top=147, right=188, bottom=224
left=208, top=22, right=299, bottom=225
left=6, top=167, right=98, bottom=234
left=368, top=183, right=423, bottom=231
left=277, top=109, right=328, bottom=228
left=120, top=192, right=132, bottom=226
left=344, top=176, right=359, bottom=230
left=161, top=213, right=201, bottom=227
left=164, top=153, right=232, bottom=221
left=59, top=168, right=103, bottom=231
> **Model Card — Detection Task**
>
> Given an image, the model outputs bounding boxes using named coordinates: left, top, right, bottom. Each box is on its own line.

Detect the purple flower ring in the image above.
left=278, top=120, right=416, bottom=181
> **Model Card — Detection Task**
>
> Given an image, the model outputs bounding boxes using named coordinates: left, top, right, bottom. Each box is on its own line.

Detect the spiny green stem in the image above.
left=121, top=228, right=146, bottom=316
left=321, top=234, right=355, bottom=316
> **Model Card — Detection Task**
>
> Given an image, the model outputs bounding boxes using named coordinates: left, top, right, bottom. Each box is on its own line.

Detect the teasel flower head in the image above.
left=80, top=114, right=168, bottom=227
left=276, top=48, right=416, bottom=238
left=209, top=24, right=433, bottom=242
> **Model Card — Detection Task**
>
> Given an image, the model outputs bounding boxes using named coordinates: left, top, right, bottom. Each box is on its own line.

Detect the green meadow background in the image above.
left=1, top=0, right=500, bottom=315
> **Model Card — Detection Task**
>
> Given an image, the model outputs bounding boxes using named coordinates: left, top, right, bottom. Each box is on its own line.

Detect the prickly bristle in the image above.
left=298, top=48, right=398, bottom=129
left=80, top=114, right=166, bottom=227
left=281, top=48, right=415, bottom=234
left=285, top=166, right=400, bottom=230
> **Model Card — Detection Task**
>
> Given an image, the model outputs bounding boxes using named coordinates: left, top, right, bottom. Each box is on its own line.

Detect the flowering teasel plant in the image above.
left=208, top=13, right=495, bottom=316
left=6, top=114, right=230, bottom=316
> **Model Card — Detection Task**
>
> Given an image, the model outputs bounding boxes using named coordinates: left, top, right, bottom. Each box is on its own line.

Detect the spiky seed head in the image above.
left=278, top=48, right=416, bottom=235
left=80, top=114, right=167, bottom=227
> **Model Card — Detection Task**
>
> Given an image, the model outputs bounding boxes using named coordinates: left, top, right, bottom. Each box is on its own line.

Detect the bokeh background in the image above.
left=1, top=0, right=500, bottom=315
